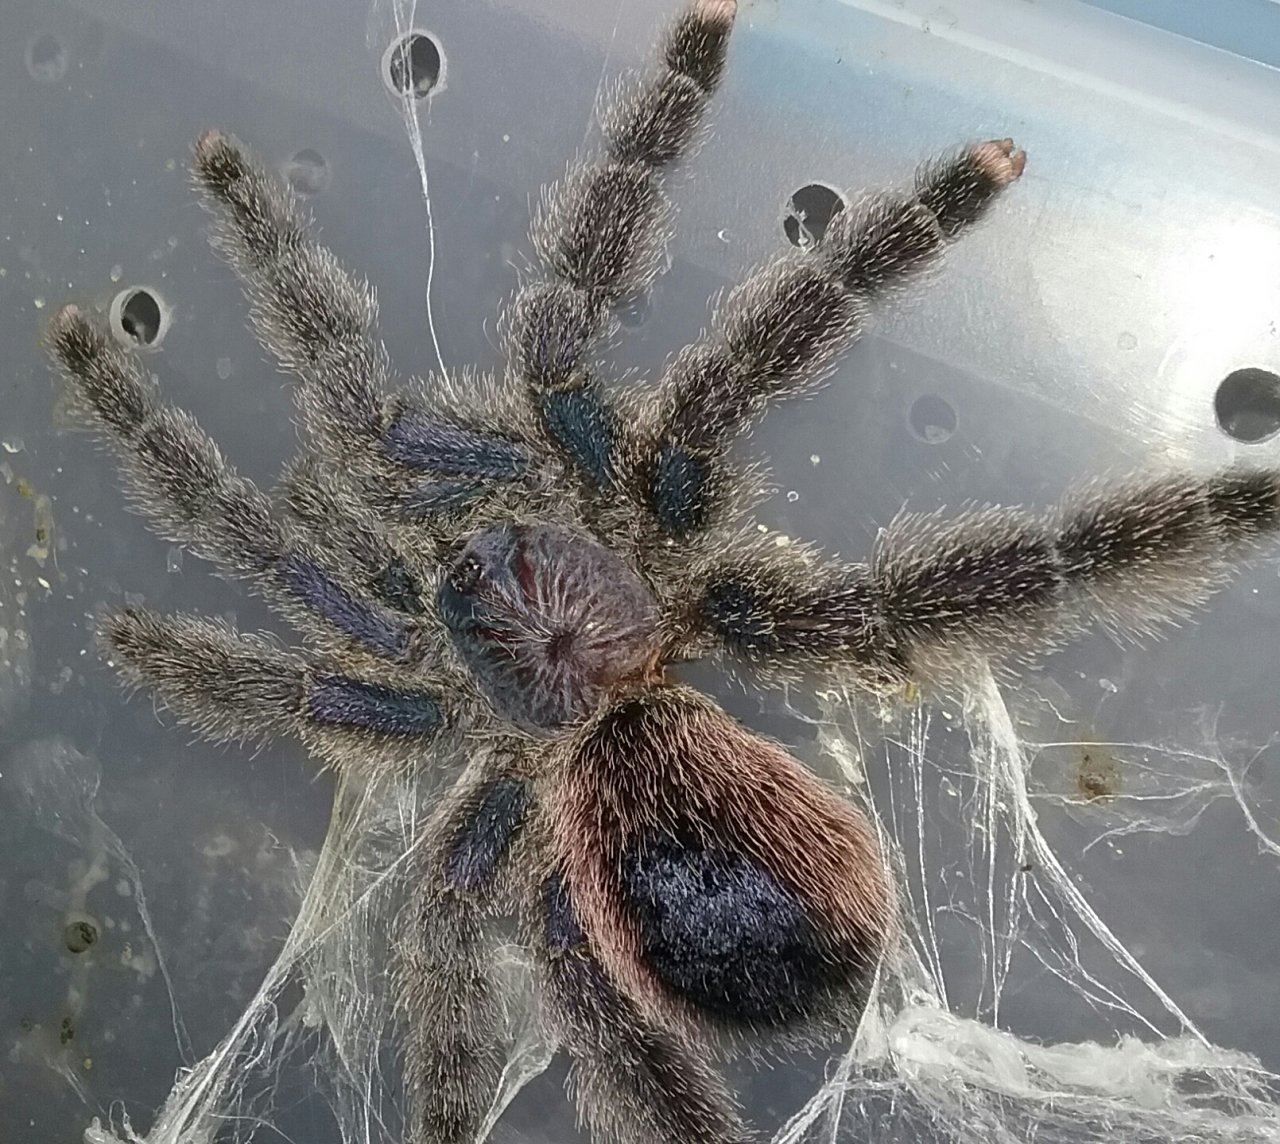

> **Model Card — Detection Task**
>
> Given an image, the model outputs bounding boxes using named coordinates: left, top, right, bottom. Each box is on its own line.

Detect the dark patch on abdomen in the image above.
left=622, top=833, right=832, bottom=1025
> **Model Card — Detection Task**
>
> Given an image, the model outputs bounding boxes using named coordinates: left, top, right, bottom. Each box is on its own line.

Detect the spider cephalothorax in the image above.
left=439, top=523, right=661, bottom=731
left=47, top=1, right=1280, bottom=1141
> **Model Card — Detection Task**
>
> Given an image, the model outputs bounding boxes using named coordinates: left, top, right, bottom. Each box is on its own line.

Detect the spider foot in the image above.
left=694, top=0, right=737, bottom=27
left=47, top=302, right=98, bottom=364
left=914, top=136, right=1027, bottom=238
left=971, top=137, right=1028, bottom=186
left=191, top=128, right=254, bottom=198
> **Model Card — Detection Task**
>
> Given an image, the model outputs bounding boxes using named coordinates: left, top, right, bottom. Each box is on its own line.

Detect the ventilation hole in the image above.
left=64, top=919, right=98, bottom=954
left=25, top=32, right=68, bottom=83
left=907, top=393, right=957, bottom=444
left=782, top=183, right=846, bottom=249
left=110, top=287, right=169, bottom=349
left=1215, top=367, right=1280, bottom=443
left=383, top=31, right=444, bottom=99
left=119, top=290, right=162, bottom=343
left=283, top=148, right=331, bottom=196
left=615, top=290, right=653, bottom=330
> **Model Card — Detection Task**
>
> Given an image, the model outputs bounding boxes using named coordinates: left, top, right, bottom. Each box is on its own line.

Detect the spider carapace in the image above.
left=48, top=1, right=1280, bottom=1141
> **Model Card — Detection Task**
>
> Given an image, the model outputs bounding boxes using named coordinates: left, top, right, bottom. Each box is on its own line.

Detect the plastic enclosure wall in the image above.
left=1, top=0, right=1279, bottom=1141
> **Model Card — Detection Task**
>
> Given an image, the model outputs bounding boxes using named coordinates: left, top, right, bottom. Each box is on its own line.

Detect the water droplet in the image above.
left=809, top=454, right=821, bottom=465
left=166, top=546, right=184, bottom=574
left=786, top=490, right=799, bottom=502
left=1117, top=331, right=1137, bottom=351
left=215, top=357, right=233, bottom=380
left=109, top=264, right=123, bottom=282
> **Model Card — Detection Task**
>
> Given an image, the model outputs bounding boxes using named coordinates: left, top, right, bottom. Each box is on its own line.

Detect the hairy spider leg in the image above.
left=102, top=609, right=446, bottom=773
left=47, top=305, right=434, bottom=664
left=506, top=0, right=738, bottom=491
left=629, top=141, right=1026, bottom=541
left=688, top=469, right=1280, bottom=688
left=277, top=451, right=432, bottom=616
left=191, top=130, right=536, bottom=533
left=398, top=767, right=531, bottom=1144
left=191, top=127, right=393, bottom=460
left=535, top=870, right=750, bottom=1144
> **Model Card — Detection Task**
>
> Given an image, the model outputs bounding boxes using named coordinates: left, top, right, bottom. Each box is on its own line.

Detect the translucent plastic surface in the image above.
left=3, top=0, right=1280, bottom=1141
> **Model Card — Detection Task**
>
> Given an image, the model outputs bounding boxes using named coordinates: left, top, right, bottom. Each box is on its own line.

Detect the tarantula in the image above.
left=46, top=1, right=1280, bottom=1141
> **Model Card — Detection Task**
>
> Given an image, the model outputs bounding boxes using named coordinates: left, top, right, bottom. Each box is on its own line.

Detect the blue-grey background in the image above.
left=3, top=0, right=1280, bottom=1140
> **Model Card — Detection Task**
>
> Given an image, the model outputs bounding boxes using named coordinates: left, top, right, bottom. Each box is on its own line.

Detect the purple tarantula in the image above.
left=46, top=1, right=1280, bottom=1141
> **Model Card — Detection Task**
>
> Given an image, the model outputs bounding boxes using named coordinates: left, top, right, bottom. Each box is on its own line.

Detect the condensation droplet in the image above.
left=2, top=438, right=24, bottom=454
left=1099, top=678, right=1118, bottom=693
left=786, top=490, right=799, bottom=502
left=25, top=32, right=69, bottom=84
left=810, top=454, right=821, bottom=465
left=215, top=357, right=233, bottom=380
left=166, top=546, right=184, bottom=574
left=1117, top=331, right=1137, bottom=351
left=109, top=264, right=123, bottom=283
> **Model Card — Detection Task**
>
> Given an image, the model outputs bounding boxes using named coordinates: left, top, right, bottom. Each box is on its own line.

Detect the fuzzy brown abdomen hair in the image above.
left=552, top=686, right=892, bottom=1031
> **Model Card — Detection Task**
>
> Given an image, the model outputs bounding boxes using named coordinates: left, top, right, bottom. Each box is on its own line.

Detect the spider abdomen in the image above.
left=555, top=686, right=892, bottom=1033
left=438, top=523, right=660, bottom=731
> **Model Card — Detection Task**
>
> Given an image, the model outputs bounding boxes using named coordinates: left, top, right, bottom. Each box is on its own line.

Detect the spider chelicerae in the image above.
left=46, top=1, right=1280, bottom=1141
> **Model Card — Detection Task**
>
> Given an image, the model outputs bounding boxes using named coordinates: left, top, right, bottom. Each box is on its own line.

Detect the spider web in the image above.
left=37, top=0, right=1280, bottom=1141
left=780, top=671, right=1280, bottom=1143
left=68, top=659, right=1280, bottom=1144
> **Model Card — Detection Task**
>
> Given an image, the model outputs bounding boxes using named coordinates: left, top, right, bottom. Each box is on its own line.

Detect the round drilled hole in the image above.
left=907, top=393, right=957, bottom=444
left=615, top=290, right=653, bottom=330
left=1215, top=367, right=1280, bottom=443
left=109, top=287, right=169, bottom=349
left=783, top=183, right=846, bottom=249
left=25, top=32, right=68, bottom=83
left=64, top=919, right=98, bottom=954
left=283, top=147, right=331, bottom=196
left=383, top=31, right=444, bottom=100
